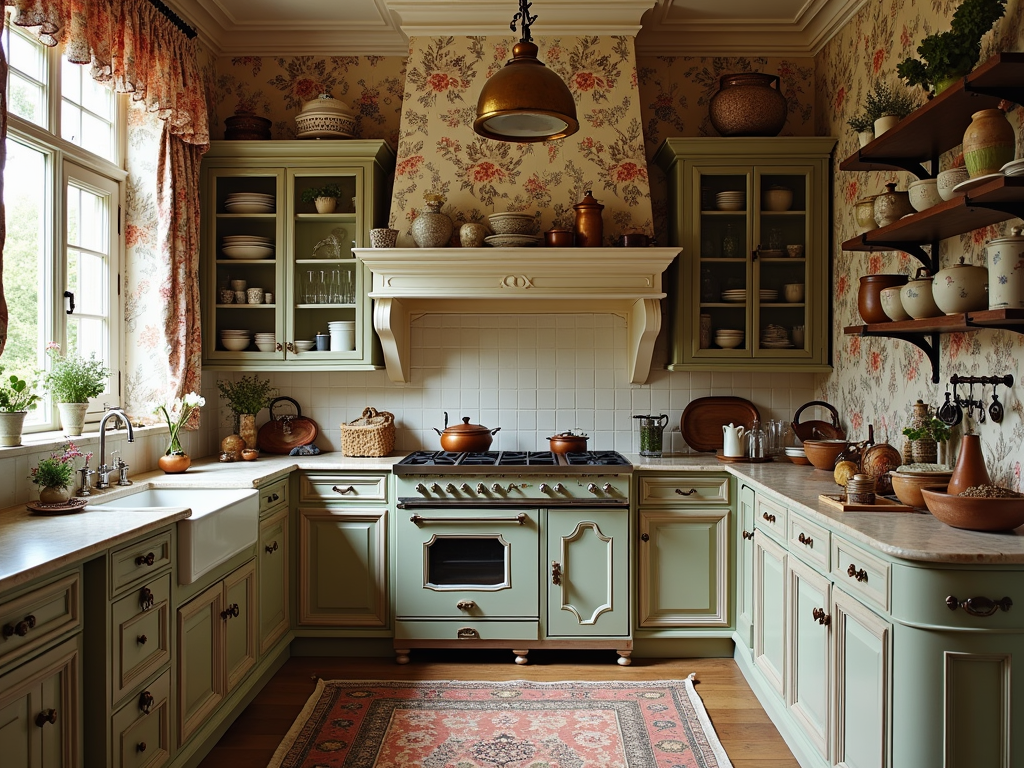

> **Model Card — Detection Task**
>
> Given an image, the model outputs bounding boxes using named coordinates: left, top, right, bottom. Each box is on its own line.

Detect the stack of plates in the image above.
left=714, top=329, right=744, bottom=349
left=759, top=289, right=779, bottom=302
left=484, top=234, right=542, bottom=248
left=760, top=324, right=793, bottom=348
left=220, top=329, right=252, bottom=351
left=254, top=333, right=277, bottom=353
left=721, top=289, right=747, bottom=303
left=715, top=191, right=745, bottom=211
left=225, top=192, right=275, bottom=214
left=1001, top=158, right=1024, bottom=177
left=221, top=235, right=275, bottom=260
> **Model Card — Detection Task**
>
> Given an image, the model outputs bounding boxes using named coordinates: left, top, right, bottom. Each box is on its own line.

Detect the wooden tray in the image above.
left=680, top=396, right=760, bottom=452
left=26, top=497, right=89, bottom=515
left=716, top=451, right=774, bottom=463
left=818, top=494, right=917, bottom=513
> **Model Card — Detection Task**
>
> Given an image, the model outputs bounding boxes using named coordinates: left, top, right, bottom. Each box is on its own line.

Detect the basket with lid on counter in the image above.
left=341, top=407, right=396, bottom=457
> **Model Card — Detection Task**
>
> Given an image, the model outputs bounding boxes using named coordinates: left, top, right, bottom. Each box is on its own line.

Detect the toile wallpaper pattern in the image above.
left=815, top=0, right=1024, bottom=488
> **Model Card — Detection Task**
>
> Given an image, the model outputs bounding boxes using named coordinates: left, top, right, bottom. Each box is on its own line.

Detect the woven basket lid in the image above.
left=300, top=94, right=355, bottom=119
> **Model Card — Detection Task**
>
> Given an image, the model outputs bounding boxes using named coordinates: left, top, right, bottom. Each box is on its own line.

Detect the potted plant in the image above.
left=0, top=367, right=41, bottom=447
left=902, top=416, right=953, bottom=464
left=217, top=375, right=276, bottom=449
left=155, top=392, right=206, bottom=473
left=897, top=0, right=1007, bottom=95
left=43, top=342, right=111, bottom=436
left=30, top=442, right=90, bottom=503
left=300, top=183, right=344, bottom=214
left=847, top=112, right=875, bottom=147
left=865, top=81, right=917, bottom=137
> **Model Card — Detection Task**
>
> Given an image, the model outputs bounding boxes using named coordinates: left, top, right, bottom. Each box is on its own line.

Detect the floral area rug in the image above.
left=268, top=675, right=733, bottom=768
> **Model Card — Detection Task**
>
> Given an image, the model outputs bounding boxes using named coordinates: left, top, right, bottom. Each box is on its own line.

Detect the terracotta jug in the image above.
left=573, top=190, right=604, bottom=247
left=962, top=108, right=1015, bottom=178
left=947, top=433, right=990, bottom=496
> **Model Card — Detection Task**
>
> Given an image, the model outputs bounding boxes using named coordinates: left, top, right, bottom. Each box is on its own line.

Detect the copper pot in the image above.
left=548, top=431, right=589, bottom=454
left=545, top=228, right=574, bottom=247
left=858, top=274, right=907, bottom=324
left=433, top=412, right=501, bottom=452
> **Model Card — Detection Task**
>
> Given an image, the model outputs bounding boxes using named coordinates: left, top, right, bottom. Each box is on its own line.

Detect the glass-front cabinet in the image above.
left=654, top=137, right=836, bottom=372
left=200, top=141, right=395, bottom=370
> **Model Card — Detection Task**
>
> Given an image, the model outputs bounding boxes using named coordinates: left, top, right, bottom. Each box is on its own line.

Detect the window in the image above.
left=2, top=14, right=124, bottom=433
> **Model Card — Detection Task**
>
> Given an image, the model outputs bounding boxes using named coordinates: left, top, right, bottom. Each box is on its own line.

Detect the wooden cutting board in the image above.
left=680, top=396, right=760, bottom=452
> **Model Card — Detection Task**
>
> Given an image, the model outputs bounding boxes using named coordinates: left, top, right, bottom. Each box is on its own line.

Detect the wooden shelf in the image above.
left=839, top=52, right=1024, bottom=178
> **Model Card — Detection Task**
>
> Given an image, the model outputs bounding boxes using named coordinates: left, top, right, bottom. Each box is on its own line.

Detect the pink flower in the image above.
left=868, top=253, right=883, bottom=274
left=872, top=48, right=886, bottom=74
left=612, top=162, right=647, bottom=183
left=294, top=79, right=321, bottom=101
left=850, top=412, right=863, bottom=431
left=469, top=162, right=507, bottom=183
left=868, top=350, right=883, bottom=372
left=575, top=72, right=597, bottom=91
left=428, top=72, right=453, bottom=92
left=834, top=86, right=846, bottom=112
left=396, top=155, right=424, bottom=176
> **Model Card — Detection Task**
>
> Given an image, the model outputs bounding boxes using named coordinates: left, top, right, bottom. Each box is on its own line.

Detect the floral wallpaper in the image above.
left=389, top=35, right=653, bottom=245
left=636, top=55, right=816, bottom=244
left=210, top=55, right=408, bottom=146
left=815, top=0, right=1024, bottom=489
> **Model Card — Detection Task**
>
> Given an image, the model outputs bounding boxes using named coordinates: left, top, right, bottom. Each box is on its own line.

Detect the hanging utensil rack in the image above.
left=948, top=374, right=1014, bottom=424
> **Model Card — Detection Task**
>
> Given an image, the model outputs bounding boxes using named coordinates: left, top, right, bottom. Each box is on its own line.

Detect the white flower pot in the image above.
left=0, top=411, right=28, bottom=446
left=314, top=197, right=337, bottom=214
left=57, top=402, right=89, bottom=436
left=873, top=114, right=899, bottom=137
left=857, top=130, right=874, bottom=147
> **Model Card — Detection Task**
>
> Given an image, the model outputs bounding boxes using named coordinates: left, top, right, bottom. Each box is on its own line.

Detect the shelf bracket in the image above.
left=857, top=155, right=931, bottom=179
left=858, top=329, right=941, bottom=383
left=861, top=238, right=937, bottom=272
left=961, top=78, right=1024, bottom=105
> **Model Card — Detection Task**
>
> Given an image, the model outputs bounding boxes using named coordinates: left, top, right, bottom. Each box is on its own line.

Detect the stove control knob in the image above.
left=414, top=483, right=427, bottom=494
left=506, top=483, right=519, bottom=493
left=430, top=483, right=442, bottom=493
left=491, top=483, right=503, bottom=493
left=587, top=483, right=598, bottom=494
left=445, top=483, right=457, bottom=494
left=552, top=483, right=564, bottom=494
left=603, top=483, right=614, bottom=494
left=460, top=483, right=472, bottom=494
left=476, top=483, right=487, bottom=494
left=539, top=483, right=550, bottom=493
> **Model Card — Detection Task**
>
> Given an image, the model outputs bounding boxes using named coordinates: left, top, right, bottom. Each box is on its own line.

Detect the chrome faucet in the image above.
left=96, top=408, right=135, bottom=489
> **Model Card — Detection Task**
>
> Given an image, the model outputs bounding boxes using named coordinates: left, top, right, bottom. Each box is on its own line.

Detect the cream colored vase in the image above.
left=57, top=402, right=89, bottom=436
left=0, top=411, right=28, bottom=446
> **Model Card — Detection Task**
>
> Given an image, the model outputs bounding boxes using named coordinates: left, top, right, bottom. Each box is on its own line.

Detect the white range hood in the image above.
left=355, top=247, right=680, bottom=384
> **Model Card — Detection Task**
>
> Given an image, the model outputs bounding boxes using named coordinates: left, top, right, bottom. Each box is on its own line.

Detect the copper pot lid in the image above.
left=573, top=190, right=604, bottom=211
left=437, top=414, right=496, bottom=435
left=548, top=430, right=588, bottom=440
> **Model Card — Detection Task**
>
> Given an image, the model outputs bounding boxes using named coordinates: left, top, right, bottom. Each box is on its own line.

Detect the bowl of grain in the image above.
left=921, top=484, right=1024, bottom=532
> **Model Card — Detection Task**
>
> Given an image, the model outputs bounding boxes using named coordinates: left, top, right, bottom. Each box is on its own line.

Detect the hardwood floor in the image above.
left=198, top=650, right=799, bottom=768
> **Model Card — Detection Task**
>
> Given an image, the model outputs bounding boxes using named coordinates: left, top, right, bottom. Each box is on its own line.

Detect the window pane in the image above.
left=66, top=249, right=105, bottom=315
left=8, top=71, right=43, bottom=124
left=9, top=27, right=46, bottom=81
left=83, top=75, right=112, bottom=119
left=4, top=20, right=48, bottom=128
left=61, top=100, right=81, bottom=144
left=82, top=111, right=113, bottom=159
left=61, top=58, right=116, bottom=162
left=60, top=56, right=80, bottom=102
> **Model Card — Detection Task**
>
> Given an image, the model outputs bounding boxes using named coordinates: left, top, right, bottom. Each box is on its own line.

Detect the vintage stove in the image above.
left=392, top=450, right=633, bottom=665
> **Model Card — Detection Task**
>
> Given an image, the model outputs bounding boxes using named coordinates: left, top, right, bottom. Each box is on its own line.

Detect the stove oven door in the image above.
left=396, top=507, right=539, bottom=620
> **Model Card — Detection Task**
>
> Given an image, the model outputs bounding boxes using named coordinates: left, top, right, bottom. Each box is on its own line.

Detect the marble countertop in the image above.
left=3, top=451, right=1022, bottom=593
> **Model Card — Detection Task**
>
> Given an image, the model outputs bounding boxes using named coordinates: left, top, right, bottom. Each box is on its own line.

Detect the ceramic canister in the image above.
left=853, top=196, right=878, bottom=235
left=873, top=182, right=913, bottom=228
left=932, top=256, right=988, bottom=315
left=900, top=268, right=942, bottom=319
left=985, top=226, right=1024, bottom=309
left=962, top=108, right=1016, bottom=178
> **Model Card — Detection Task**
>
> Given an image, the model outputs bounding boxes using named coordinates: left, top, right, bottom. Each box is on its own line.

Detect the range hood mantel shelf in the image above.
left=355, top=247, right=680, bottom=384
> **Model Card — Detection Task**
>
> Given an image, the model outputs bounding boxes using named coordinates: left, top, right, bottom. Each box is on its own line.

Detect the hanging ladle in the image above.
left=990, top=383, right=1004, bottom=423
left=937, top=388, right=962, bottom=427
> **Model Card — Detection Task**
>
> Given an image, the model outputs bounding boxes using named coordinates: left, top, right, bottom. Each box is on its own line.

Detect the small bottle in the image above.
left=747, top=420, right=766, bottom=460
left=721, top=224, right=738, bottom=259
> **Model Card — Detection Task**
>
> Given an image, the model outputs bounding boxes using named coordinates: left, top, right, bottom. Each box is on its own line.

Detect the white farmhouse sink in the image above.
left=95, top=488, right=259, bottom=584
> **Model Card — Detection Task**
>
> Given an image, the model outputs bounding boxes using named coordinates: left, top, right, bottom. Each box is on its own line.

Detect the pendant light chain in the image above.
left=511, top=0, right=537, bottom=42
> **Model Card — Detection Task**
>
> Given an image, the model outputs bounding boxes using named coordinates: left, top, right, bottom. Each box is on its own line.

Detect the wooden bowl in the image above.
left=921, top=487, right=1024, bottom=532
left=890, top=471, right=951, bottom=508
left=802, top=439, right=849, bottom=470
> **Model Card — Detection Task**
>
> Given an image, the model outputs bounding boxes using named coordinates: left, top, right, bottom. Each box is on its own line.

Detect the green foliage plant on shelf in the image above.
left=30, top=442, right=91, bottom=491
left=300, top=184, right=344, bottom=204
left=865, top=81, right=917, bottom=120
left=43, top=342, right=111, bottom=403
left=897, top=0, right=1007, bottom=95
left=902, top=417, right=952, bottom=444
left=217, top=375, right=277, bottom=416
left=0, top=367, right=40, bottom=412
left=847, top=112, right=874, bottom=133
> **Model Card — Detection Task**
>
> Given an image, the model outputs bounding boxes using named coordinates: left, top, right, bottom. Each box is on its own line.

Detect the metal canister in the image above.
left=573, top=190, right=604, bottom=248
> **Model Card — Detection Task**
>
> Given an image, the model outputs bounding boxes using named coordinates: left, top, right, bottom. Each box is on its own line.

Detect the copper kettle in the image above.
left=573, top=190, right=604, bottom=248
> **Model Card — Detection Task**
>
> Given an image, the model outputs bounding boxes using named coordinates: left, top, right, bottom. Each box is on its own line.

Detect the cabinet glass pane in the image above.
left=698, top=172, right=749, bottom=352
left=756, top=173, right=808, bottom=353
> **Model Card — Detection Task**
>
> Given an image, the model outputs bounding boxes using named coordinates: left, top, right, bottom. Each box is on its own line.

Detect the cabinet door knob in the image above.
left=551, top=561, right=562, bottom=586
left=846, top=564, right=868, bottom=582
left=137, top=742, right=147, bottom=753
left=742, top=530, right=754, bottom=540
left=798, top=533, right=813, bottom=546
left=640, top=532, right=650, bottom=542
left=139, top=690, right=154, bottom=714
left=135, top=551, right=155, bottom=566
left=812, top=607, right=831, bottom=626
left=3, top=614, right=36, bottom=638
left=265, top=541, right=279, bottom=554
left=139, top=587, right=154, bottom=611
left=221, top=603, right=240, bottom=620
left=946, top=595, right=1012, bottom=616
left=137, top=634, right=148, bottom=645
left=332, top=485, right=356, bottom=495
left=35, top=709, right=57, bottom=727
left=675, top=488, right=697, bottom=496
left=762, top=512, right=776, bottom=523
left=456, top=600, right=476, bottom=611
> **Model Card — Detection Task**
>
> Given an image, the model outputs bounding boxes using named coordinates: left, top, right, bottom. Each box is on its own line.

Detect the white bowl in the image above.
left=293, top=340, right=315, bottom=351
left=255, top=342, right=277, bottom=353
left=908, top=178, right=942, bottom=212
left=220, top=337, right=251, bottom=351
left=880, top=285, right=910, bottom=321
left=936, top=168, right=970, bottom=201
left=488, top=213, right=538, bottom=235
left=716, top=201, right=744, bottom=211
left=222, top=244, right=274, bottom=260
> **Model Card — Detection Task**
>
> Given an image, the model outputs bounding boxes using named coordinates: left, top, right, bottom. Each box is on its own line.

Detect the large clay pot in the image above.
left=947, top=433, right=991, bottom=496
left=411, top=194, right=454, bottom=248
left=709, top=73, right=788, bottom=137
left=932, top=256, right=988, bottom=315
left=873, top=183, right=913, bottom=227
left=858, top=274, right=908, bottom=324
left=985, top=226, right=1024, bottom=309
left=962, top=108, right=1015, bottom=178
left=57, top=402, right=89, bottom=437
left=158, top=453, right=192, bottom=474
left=39, top=486, right=71, bottom=503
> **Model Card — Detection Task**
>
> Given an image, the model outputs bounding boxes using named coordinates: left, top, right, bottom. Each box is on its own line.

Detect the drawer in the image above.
left=787, top=511, right=830, bottom=573
left=0, top=571, right=80, bottom=668
left=300, top=473, right=388, bottom=503
left=754, top=495, right=787, bottom=542
left=258, top=476, right=288, bottom=514
left=111, top=574, right=171, bottom=705
left=891, top=565, right=1024, bottom=629
left=638, top=475, right=730, bottom=505
left=831, top=536, right=890, bottom=614
left=395, top=620, right=539, bottom=641
left=111, top=669, right=171, bottom=768
left=110, top=531, right=173, bottom=596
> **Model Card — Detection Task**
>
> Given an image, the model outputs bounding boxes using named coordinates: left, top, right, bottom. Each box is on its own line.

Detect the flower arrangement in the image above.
left=156, top=392, right=206, bottom=455
left=217, top=375, right=276, bottom=416
left=0, top=366, right=40, bottom=413
left=43, top=342, right=110, bottom=403
left=30, top=442, right=91, bottom=492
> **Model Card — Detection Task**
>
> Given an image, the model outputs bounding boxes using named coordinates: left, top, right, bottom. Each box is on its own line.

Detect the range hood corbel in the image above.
left=355, top=247, right=680, bottom=384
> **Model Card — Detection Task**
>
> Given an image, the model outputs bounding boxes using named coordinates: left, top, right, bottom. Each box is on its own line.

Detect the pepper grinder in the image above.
left=573, top=190, right=604, bottom=248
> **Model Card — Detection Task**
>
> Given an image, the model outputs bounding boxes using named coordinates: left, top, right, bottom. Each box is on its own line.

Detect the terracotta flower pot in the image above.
left=158, top=453, right=192, bottom=474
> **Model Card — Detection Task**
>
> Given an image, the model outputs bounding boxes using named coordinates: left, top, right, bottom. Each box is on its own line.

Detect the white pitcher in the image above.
left=723, top=423, right=746, bottom=457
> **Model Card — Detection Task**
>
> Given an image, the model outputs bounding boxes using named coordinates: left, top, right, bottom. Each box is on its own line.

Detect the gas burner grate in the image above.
left=398, top=451, right=466, bottom=466
left=497, top=451, right=559, bottom=466
left=563, top=451, right=632, bottom=466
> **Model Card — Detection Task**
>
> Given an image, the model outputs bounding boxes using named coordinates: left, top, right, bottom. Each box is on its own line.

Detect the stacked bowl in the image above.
left=221, top=234, right=274, bottom=260
left=254, top=333, right=277, bottom=352
left=486, top=213, right=540, bottom=248
left=220, top=329, right=251, bottom=351
left=714, top=329, right=744, bottom=349
left=293, top=340, right=315, bottom=352
left=784, top=446, right=810, bottom=465
left=715, top=190, right=745, bottom=211
left=224, top=192, right=275, bottom=213
left=328, top=320, right=355, bottom=351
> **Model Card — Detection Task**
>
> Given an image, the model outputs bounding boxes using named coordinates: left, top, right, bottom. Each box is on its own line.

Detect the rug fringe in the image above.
left=683, top=674, right=734, bottom=768
left=267, top=678, right=326, bottom=768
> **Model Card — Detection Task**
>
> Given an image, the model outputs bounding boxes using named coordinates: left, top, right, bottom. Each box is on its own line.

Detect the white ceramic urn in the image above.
left=985, top=226, right=1024, bottom=309
left=722, top=423, right=746, bottom=457
left=932, top=256, right=989, bottom=315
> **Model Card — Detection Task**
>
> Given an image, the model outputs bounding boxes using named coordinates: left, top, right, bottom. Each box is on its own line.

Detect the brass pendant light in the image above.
left=473, top=0, right=579, bottom=143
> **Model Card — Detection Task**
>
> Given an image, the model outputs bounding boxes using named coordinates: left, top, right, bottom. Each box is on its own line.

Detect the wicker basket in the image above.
left=340, top=407, right=395, bottom=457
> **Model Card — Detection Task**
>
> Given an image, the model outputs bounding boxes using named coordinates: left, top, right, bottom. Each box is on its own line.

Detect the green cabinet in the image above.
left=257, top=506, right=289, bottom=656
left=546, top=509, right=628, bottom=637
left=654, top=137, right=835, bottom=372
left=736, top=484, right=756, bottom=648
left=786, top=556, right=831, bottom=761
left=753, top=531, right=787, bottom=697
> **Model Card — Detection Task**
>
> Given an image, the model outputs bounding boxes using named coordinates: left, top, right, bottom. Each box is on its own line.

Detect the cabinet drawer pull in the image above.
left=812, top=607, right=831, bottom=626
left=2, top=614, right=36, bottom=638
left=456, top=600, right=476, bottom=611
left=137, top=634, right=148, bottom=645
left=551, top=561, right=562, bottom=586
left=457, top=627, right=479, bottom=640
left=640, top=532, right=650, bottom=542
left=798, top=532, right=813, bottom=546
left=221, top=603, right=240, bottom=620
left=332, top=485, right=356, bottom=495
left=265, top=541, right=279, bottom=554
left=742, top=530, right=754, bottom=540
left=675, top=488, right=697, bottom=496
left=135, top=552, right=155, bottom=567
left=35, top=709, right=57, bottom=727
left=139, top=587, right=154, bottom=611
left=139, top=690, right=154, bottom=714
left=762, top=512, right=776, bottom=524
left=137, top=742, right=147, bottom=753
left=847, top=564, right=868, bottom=582
left=946, top=595, right=1012, bottom=617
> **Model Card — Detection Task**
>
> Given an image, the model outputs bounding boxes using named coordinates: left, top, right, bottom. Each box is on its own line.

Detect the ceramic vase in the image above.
left=314, top=197, right=337, bottom=214
left=947, top=433, right=991, bottom=496
left=873, top=114, right=899, bottom=137
left=39, top=486, right=71, bottom=503
left=0, top=411, right=28, bottom=447
left=57, top=402, right=89, bottom=437
left=857, top=130, right=874, bottom=148
left=907, top=400, right=937, bottom=464
left=962, top=109, right=1015, bottom=178
left=932, top=257, right=989, bottom=315
left=411, top=195, right=453, bottom=248
left=239, top=413, right=258, bottom=450
left=158, top=453, right=191, bottom=474
left=459, top=222, right=489, bottom=248
left=853, top=196, right=878, bottom=235
left=708, top=72, right=787, bottom=137
left=873, top=182, right=913, bottom=227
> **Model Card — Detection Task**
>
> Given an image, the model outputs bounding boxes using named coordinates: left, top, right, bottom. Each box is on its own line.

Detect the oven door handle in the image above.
left=409, top=513, right=527, bottom=526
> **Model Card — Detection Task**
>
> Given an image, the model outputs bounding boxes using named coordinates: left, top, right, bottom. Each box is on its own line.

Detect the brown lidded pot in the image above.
left=433, top=412, right=501, bottom=452
left=545, top=228, right=574, bottom=247
left=573, top=190, right=604, bottom=248
left=548, top=430, right=589, bottom=454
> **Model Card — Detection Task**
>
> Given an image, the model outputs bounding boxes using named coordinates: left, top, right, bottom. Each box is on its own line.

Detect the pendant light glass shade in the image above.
left=474, top=30, right=578, bottom=142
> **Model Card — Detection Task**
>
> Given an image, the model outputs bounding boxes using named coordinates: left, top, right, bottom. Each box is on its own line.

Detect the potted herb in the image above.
left=217, top=375, right=276, bottom=449
left=865, top=81, right=917, bottom=137
left=902, top=416, right=953, bottom=464
left=30, top=442, right=90, bottom=503
left=897, top=0, right=1007, bottom=95
left=847, top=112, right=875, bottom=147
left=300, top=183, right=344, bottom=214
left=43, top=342, right=111, bottom=436
left=0, top=367, right=41, bottom=447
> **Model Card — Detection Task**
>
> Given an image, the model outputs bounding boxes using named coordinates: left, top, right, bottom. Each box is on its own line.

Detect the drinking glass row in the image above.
left=302, top=269, right=355, bottom=304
